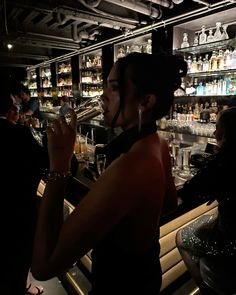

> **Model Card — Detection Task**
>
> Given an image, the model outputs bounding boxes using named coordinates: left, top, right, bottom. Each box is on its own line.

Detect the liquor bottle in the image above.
left=202, top=54, right=210, bottom=72
left=196, top=82, right=204, bottom=95
left=117, top=47, right=126, bottom=59
left=181, top=33, right=190, bottom=48
left=172, top=104, right=177, bottom=120
left=193, top=103, right=200, bottom=121
left=126, top=45, right=131, bottom=55
left=213, top=22, right=222, bottom=41
left=210, top=50, right=218, bottom=71
left=146, top=39, right=152, bottom=54
left=224, top=48, right=232, bottom=69
left=199, top=25, right=207, bottom=44
left=191, top=56, right=198, bottom=73
left=231, top=47, right=236, bottom=69
left=217, top=49, right=224, bottom=70
left=197, top=56, right=203, bottom=72
left=187, top=56, right=192, bottom=73
left=193, top=35, right=199, bottom=46
left=207, top=29, right=214, bottom=43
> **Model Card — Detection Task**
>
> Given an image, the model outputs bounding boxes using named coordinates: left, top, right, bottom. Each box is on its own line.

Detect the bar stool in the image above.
left=200, top=256, right=236, bottom=295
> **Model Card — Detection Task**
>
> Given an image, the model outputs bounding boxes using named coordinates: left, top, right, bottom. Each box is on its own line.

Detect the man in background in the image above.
left=13, top=84, right=41, bottom=121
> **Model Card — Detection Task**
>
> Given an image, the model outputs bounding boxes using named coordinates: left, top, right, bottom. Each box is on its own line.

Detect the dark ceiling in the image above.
left=0, top=0, right=234, bottom=69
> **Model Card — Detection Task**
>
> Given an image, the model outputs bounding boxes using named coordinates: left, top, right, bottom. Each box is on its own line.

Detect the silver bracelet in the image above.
left=44, top=170, right=72, bottom=182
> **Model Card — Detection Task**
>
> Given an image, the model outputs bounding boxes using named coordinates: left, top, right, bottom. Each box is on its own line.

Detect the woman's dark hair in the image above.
left=61, top=95, right=69, bottom=103
left=218, top=107, right=236, bottom=148
left=12, top=84, right=30, bottom=97
left=115, top=52, right=187, bottom=123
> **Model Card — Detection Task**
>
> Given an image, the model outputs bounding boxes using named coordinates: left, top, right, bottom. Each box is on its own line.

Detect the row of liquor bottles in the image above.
left=58, top=62, right=72, bottom=74
left=181, top=22, right=229, bottom=48
left=186, top=48, right=236, bottom=73
left=182, top=75, right=236, bottom=96
left=171, top=101, right=219, bottom=123
left=31, top=89, right=72, bottom=99
left=81, top=55, right=102, bottom=69
left=81, top=85, right=103, bottom=98
left=158, top=102, right=230, bottom=138
left=81, top=71, right=102, bottom=84
left=116, top=39, right=152, bottom=59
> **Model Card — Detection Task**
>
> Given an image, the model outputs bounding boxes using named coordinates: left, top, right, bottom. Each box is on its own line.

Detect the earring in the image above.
left=138, top=106, right=142, bottom=133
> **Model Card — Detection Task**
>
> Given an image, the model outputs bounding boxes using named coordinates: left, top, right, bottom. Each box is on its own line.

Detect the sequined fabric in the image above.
left=181, top=214, right=236, bottom=257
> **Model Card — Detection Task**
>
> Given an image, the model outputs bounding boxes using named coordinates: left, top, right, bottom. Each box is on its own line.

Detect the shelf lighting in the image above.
left=27, top=0, right=236, bottom=71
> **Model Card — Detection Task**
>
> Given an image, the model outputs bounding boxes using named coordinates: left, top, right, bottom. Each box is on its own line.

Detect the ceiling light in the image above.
left=7, top=43, right=13, bottom=50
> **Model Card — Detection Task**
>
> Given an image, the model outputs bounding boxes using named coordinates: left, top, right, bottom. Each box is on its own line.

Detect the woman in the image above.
left=32, top=53, right=187, bottom=294
left=176, top=107, right=236, bottom=294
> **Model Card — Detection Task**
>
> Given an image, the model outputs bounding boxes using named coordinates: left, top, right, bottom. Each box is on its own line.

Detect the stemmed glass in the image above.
left=178, top=148, right=193, bottom=179
left=96, top=154, right=106, bottom=176
left=171, top=141, right=181, bottom=174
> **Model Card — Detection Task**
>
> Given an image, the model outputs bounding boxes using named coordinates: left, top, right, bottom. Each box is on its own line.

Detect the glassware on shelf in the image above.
left=126, top=45, right=131, bottom=55
left=181, top=32, right=190, bottom=48
left=193, top=35, right=199, bottom=46
left=221, top=24, right=229, bottom=40
left=213, top=22, right=222, bottom=41
left=146, top=39, right=152, bottom=54
left=217, top=49, right=224, bottom=70
left=210, top=50, right=218, bottom=71
left=191, top=56, right=198, bottom=73
left=224, top=48, right=232, bottom=69
left=231, top=47, right=236, bottom=69
left=187, top=56, right=192, bottom=73
left=202, top=54, right=210, bottom=72
left=197, top=56, right=203, bottom=72
left=130, top=44, right=142, bottom=53
left=207, top=29, right=214, bottom=43
left=199, top=25, right=207, bottom=44
left=117, top=47, right=126, bottom=59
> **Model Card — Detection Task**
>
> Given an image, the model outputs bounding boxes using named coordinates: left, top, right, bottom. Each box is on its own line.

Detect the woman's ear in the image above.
left=140, top=94, right=157, bottom=111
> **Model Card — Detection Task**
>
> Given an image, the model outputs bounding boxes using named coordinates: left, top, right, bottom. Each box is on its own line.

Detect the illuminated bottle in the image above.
left=213, top=22, right=222, bottom=41
left=207, top=29, right=214, bottom=43
left=210, top=50, right=218, bottom=71
left=181, top=33, right=190, bottom=48
left=199, top=25, right=207, bottom=44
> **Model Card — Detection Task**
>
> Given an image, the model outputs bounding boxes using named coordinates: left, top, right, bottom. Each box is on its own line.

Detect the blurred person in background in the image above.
left=6, top=94, right=44, bottom=295
left=59, top=95, right=71, bottom=117
left=0, top=90, right=48, bottom=295
left=12, top=84, right=41, bottom=125
left=176, top=107, right=236, bottom=294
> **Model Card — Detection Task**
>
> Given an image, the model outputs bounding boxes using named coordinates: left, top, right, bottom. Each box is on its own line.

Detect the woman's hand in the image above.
left=46, top=109, right=77, bottom=172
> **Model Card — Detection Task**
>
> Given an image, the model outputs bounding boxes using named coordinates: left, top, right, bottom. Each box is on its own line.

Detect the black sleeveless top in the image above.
left=90, top=123, right=162, bottom=295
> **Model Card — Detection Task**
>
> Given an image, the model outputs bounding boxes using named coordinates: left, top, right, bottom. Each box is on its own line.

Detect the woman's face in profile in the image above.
left=101, top=64, right=120, bottom=127
left=101, top=63, right=139, bottom=129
